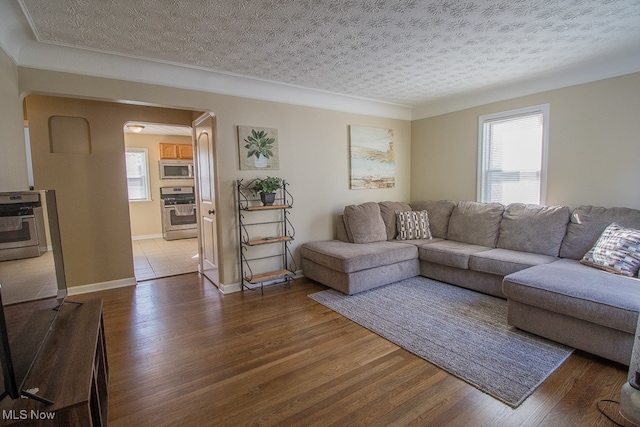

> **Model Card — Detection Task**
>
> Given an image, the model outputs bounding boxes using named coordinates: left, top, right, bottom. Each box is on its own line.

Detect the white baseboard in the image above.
left=65, top=270, right=303, bottom=296
left=218, top=282, right=242, bottom=294
left=132, top=234, right=164, bottom=241
left=66, top=277, right=137, bottom=296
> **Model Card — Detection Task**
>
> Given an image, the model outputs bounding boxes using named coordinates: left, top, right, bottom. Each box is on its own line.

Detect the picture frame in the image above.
left=349, top=125, right=395, bottom=189
left=237, top=126, right=280, bottom=170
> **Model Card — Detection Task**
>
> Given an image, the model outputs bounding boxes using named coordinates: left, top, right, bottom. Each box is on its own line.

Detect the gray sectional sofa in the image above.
left=300, top=200, right=640, bottom=365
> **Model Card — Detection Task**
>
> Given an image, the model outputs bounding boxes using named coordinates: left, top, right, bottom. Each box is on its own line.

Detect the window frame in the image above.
left=125, top=147, right=152, bottom=202
left=477, top=103, right=550, bottom=205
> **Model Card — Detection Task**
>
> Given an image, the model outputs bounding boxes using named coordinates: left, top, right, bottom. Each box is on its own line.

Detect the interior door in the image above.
left=193, top=113, right=219, bottom=285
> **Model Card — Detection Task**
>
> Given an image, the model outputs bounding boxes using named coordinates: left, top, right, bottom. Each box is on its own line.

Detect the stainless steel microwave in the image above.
left=159, top=160, right=193, bottom=179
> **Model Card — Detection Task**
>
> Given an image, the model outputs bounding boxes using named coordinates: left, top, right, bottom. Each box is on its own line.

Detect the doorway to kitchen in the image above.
left=124, top=122, right=199, bottom=281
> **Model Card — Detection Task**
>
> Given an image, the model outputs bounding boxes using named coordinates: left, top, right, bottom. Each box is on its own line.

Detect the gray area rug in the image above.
left=309, top=277, right=573, bottom=407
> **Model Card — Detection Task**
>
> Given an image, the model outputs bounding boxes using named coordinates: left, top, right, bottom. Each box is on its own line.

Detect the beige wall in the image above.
left=411, top=72, right=640, bottom=210
left=24, top=94, right=194, bottom=288
left=124, top=133, right=194, bottom=238
left=0, top=48, right=29, bottom=191
left=14, top=63, right=639, bottom=292
left=17, top=68, right=412, bottom=290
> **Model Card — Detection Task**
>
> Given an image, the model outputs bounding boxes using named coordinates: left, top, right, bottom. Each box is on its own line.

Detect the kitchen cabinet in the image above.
left=159, top=143, right=193, bottom=160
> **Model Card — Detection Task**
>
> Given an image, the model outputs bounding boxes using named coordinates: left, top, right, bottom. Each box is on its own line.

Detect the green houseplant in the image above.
left=244, top=129, right=275, bottom=168
left=249, top=176, right=282, bottom=206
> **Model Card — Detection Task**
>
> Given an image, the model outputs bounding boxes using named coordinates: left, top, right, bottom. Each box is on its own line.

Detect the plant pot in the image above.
left=254, top=154, right=268, bottom=168
left=260, top=192, right=276, bottom=206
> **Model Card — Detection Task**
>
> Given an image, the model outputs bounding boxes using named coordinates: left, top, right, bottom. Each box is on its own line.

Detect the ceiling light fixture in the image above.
left=127, top=124, right=145, bottom=133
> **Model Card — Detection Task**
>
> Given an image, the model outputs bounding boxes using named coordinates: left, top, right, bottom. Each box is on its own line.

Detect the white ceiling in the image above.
left=5, top=0, right=640, bottom=119
left=125, top=123, right=192, bottom=136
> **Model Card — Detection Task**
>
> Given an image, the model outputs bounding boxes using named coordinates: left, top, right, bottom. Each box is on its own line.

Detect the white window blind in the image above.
left=478, top=105, right=549, bottom=205
left=125, top=148, right=151, bottom=201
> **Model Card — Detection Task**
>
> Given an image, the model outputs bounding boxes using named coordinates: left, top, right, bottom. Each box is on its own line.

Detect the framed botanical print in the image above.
left=238, top=126, right=279, bottom=170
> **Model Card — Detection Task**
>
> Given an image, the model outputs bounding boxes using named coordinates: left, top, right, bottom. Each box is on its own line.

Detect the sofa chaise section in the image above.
left=503, top=204, right=640, bottom=364
left=503, top=259, right=640, bottom=365
left=301, top=240, right=418, bottom=295
left=300, top=201, right=420, bottom=295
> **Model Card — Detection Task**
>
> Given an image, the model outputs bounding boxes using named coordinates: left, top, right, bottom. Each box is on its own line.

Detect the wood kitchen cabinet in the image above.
left=159, top=143, right=193, bottom=160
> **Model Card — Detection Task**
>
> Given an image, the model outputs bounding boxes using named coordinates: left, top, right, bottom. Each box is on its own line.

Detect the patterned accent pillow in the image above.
left=396, top=210, right=432, bottom=240
left=580, top=222, right=640, bottom=277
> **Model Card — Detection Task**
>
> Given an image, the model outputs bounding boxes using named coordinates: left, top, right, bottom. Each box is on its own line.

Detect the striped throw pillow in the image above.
left=580, top=222, right=640, bottom=277
left=396, top=210, right=432, bottom=240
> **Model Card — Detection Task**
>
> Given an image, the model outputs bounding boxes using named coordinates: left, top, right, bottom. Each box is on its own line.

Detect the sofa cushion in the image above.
left=396, top=210, right=431, bottom=240
left=378, top=201, right=412, bottom=240
left=497, top=203, right=570, bottom=256
left=447, top=201, right=504, bottom=247
left=335, top=214, right=350, bottom=242
left=418, top=240, right=492, bottom=270
left=396, top=237, right=443, bottom=246
left=470, top=248, right=558, bottom=277
left=409, top=200, right=456, bottom=239
left=580, top=223, right=640, bottom=277
left=503, top=259, right=640, bottom=334
left=300, top=240, right=418, bottom=274
left=343, top=202, right=387, bottom=244
left=560, top=205, right=640, bottom=260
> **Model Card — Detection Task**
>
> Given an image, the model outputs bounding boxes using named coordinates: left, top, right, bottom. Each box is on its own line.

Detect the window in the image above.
left=125, top=148, right=151, bottom=201
left=477, top=104, right=549, bottom=205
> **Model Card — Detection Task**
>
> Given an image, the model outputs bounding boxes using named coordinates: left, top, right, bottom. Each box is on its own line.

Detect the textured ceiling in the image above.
left=19, top=0, right=640, bottom=107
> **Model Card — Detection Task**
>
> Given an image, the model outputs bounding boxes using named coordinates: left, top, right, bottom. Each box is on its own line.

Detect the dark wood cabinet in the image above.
left=0, top=299, right=108, bottom=426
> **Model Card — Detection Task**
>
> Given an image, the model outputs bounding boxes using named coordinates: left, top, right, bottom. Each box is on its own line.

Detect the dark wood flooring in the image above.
left=77, top=274, right=633, bottom=426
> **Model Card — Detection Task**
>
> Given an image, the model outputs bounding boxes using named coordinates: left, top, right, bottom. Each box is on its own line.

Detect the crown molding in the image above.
left=1, top=0, right=411, bottom=121
left=16, top=40, right=412, bottom=120
left=0, top=1, right=35, bottom=63
left=3, top=1, right=639, bottom=122
left=411, top=46, right=640, bottom=120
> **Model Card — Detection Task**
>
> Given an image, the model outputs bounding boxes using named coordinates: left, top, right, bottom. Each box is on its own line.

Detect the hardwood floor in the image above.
left=76, top=274, right=633, bottom=426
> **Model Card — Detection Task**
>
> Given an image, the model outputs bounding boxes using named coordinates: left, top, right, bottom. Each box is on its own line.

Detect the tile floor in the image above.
left=0, top=250, right=59, bottom=304
left=0, top=238, right=199, bottom=303
left=132, top=237, right=199, bottom=281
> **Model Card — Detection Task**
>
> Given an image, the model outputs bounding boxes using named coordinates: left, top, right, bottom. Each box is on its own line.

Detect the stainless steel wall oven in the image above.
left=0, top=192, right=48, bottom=261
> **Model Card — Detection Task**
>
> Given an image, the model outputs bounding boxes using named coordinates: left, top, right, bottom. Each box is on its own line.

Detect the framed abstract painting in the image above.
left=349, top=125, right=395, bottom=189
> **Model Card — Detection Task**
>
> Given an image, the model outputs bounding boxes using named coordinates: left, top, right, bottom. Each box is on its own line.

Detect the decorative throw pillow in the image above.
left=580, top=222, right=640, bottom=277
left=396, top=210, right=432, bottom=240
left=343, top=202, right=387, bottom=244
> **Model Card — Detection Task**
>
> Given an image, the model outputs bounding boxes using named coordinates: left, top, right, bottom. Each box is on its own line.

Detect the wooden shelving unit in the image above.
left=237, top=179, right=295, bottom=294
left=246, top=236, right=293, bottom=246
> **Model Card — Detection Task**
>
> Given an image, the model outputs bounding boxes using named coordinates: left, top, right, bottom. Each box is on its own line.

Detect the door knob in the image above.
left=208, top=209, right=215, bottom=214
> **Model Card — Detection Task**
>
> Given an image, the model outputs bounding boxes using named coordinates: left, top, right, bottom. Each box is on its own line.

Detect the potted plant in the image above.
left=249, top=176, right=282, bottom=206
left=244, top=129, right=275, bottom=168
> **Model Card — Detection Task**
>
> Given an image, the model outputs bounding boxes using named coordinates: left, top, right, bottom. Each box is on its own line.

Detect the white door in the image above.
left=193, top=113, right=219, bottom=285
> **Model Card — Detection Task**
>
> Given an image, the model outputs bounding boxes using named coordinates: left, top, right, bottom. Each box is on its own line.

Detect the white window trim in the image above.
left=477, top=103, right=550, bottom=205
left=126, top=147, right=152, bottom=202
